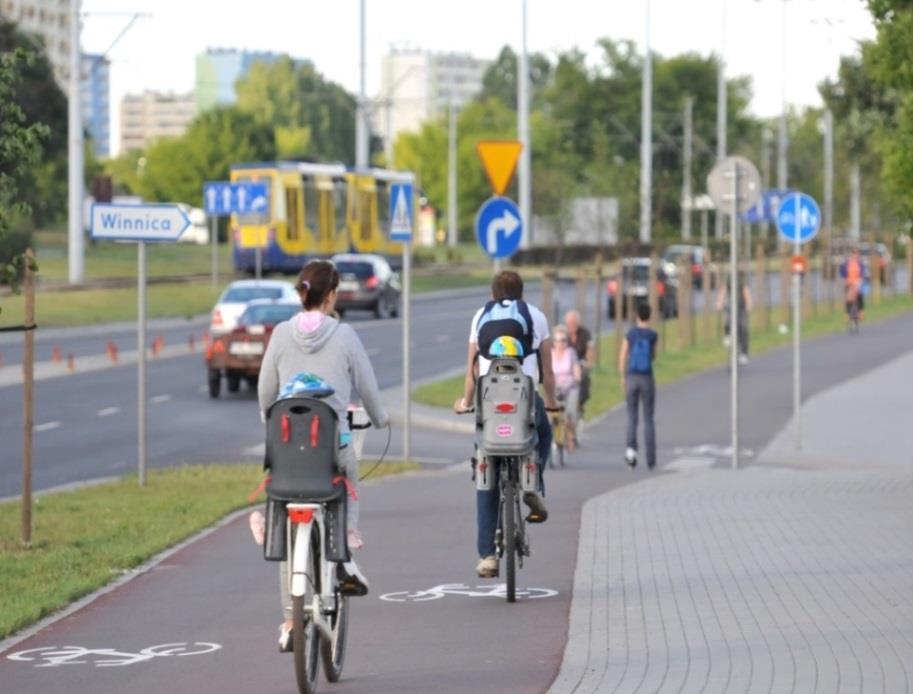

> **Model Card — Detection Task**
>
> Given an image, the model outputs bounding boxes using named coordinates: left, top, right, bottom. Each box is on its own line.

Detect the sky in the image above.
left=81, top=0, right=876, bottom=156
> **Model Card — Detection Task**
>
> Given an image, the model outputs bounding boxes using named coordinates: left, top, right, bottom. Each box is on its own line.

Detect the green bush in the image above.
left=0, top=222, right=33, bottom=286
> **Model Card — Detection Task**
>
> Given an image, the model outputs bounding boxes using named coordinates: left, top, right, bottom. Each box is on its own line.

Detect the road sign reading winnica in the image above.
left=90, top=203, right=190, bottom=242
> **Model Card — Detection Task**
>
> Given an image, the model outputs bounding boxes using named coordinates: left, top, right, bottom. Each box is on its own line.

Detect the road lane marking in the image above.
left=150, top=394, right=172, bottom=404
left=380, top=583, right=558, bottom=602
left=7, top=642, right=222, bottom=668
left=96, top=407, right=119, bottom=417
left=665, top=456, right=716, bottom=472
left=434, top=334, right=449, bottom=343
left=34, top=421, right=61, bottom=432
left=366, top=348, right=380, bottom=357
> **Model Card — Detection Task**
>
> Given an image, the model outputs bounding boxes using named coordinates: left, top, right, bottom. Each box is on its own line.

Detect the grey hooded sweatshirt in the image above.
left=257, top=312, right=389, bottom=432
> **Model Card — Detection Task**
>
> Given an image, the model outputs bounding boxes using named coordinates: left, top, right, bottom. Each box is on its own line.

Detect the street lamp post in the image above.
left=518, top=0, right=531, bottom=248
left=68, top=0, right=84, bottom=284
left=639, top=0, right=652, bottom=244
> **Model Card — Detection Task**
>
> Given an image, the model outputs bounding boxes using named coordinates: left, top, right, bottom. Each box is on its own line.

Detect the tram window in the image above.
left=304, top=180, right=319, bottom=234
left=376, top=184, right=390, bottom=234
left=285, top=187, right=301, bottom=241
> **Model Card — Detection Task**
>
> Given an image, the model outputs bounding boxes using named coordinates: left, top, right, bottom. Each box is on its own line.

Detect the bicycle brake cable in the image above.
left=358, top=422, right=392, bottom=482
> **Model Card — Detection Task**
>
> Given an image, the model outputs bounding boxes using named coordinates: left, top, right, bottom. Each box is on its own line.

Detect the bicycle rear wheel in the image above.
left=503, top=478, right=517, bottom=603
left=292, top=526, right=320, bottom=694
left=321, top=586, right=348, bottom=682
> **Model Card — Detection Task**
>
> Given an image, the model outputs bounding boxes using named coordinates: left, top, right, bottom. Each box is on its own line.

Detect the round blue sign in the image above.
left=776, top=192, right=821, bottom=245
left=475, top=196, right=523, bottom=259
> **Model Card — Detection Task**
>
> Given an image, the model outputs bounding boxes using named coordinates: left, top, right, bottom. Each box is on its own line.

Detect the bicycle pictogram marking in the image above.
left=6, top=641, right=222, bottom=668
left=379, top=583, right=557, bottom=603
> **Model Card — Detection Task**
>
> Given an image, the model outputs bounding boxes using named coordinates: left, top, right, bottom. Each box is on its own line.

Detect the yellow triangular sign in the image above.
left=476, top=140, right=523, bottom=196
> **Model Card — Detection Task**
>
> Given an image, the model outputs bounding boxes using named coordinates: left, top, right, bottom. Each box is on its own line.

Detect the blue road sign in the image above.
left=90, top=203, right=191, bottom=242
left=776, top=192, right=821, bottom=245
left=389, top=182, right=413, bottom=242
left=475, top=196, right=523, bottom=259
left=742, top=189, right=792, bottom=224
left=203, top=181, right=269, bottom=216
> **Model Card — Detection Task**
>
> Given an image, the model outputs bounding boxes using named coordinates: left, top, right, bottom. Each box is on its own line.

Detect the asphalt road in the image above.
left=0, top=281, right=604, bottom=498
left=3, top=309, right=910, bottom=693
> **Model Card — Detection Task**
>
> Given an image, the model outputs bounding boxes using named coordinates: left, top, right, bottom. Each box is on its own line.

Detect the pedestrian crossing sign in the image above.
left=389, top=183, right=413, bottom=243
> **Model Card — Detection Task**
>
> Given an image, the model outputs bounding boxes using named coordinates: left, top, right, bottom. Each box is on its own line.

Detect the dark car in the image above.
left=662, top=244, right=709, bottom=289
left=205, top=299, right=301, bottom=398
left=331, top=253, right=401, bottom=319
left=607, top=258, right=678, bottom=320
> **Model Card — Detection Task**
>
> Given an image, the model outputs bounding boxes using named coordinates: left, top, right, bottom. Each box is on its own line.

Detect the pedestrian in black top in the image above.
left=618, top=302, right=658, bottom=469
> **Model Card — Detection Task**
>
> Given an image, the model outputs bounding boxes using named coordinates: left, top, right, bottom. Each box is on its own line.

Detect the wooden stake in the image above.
left=22, top=249, right=35, bottom=547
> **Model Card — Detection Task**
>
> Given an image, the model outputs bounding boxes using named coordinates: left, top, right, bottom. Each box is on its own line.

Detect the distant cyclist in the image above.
left=256, top=259, right=389, bottom=651
left=454, top=270, right=559, bottom=578
left=564, top=309, right=595, bottom=420
left=716, top=270, right=752, bottom=365
left=840, top=246, right=868, bottom=324
left=551, top=324, right=582, bottom=451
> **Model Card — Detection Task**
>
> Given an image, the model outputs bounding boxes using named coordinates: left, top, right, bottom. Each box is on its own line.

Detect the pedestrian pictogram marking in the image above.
left=476, top=141, right=523, bottom=196
left=389, top=182, right=413, bottom=242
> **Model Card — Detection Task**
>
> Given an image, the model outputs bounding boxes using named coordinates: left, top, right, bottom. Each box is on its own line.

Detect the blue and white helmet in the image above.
left=278, top=372, right=335, bottom=399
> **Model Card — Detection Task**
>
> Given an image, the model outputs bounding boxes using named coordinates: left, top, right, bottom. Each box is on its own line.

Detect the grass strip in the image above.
left=413, top=295, right=913, bottom=414
left=0, top=461, right=415, bottom=640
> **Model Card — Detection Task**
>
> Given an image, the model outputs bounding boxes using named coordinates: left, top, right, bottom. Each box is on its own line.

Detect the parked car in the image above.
left=209, top=279, right=298, bottom=336
left=206, top=299, right=301, bottom=398
left=662, top=244, right=709, bottom=289
left=607, top=257, right=678, bottom=320
left=828, top=239, right=891, bottom=284
left=331, top=253, right=401, bottom=319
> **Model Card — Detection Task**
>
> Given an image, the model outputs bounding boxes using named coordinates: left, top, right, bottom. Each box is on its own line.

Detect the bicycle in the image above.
left=262, top=393, right=371, bottom=694
left=548, top=392, right=573, bottom=468
left=459, top=354, right=553, bottom=603
left=845, top=283, right=861, bottom=334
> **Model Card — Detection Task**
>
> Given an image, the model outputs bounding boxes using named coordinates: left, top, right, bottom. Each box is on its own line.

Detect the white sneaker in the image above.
left=278, top=622, right=293, bottom=653
left=347, top=528, right=364, bottom=551
left=625, top=447, right=638, bottom=468
left=476, top=555, right=499, bottom=578
left=723, top=336, right=731, bottom=348
left=248, top=511, right=265, bottom=546
left=739, top=354, right=749, bottom=365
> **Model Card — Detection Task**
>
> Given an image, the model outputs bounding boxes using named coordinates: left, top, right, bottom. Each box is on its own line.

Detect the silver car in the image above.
left=209, top=279, right=298, bottom=335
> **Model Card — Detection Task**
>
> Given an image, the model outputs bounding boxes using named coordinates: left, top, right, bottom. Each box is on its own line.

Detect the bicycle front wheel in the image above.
left=321, top=587, right=348, bottom=682
left=503, top=478, right=517, bottom=603
left=292, top=526, right=320, bottom=694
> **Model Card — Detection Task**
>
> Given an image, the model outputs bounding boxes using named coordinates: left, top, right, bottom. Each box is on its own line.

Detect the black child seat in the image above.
left=262, top=396, right=349, bottom=563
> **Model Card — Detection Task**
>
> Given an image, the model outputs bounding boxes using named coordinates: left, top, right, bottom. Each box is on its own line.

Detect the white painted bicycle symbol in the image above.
left=7, top=642, right=222, bottom=668
left=379, top=583, right=557, bottom=602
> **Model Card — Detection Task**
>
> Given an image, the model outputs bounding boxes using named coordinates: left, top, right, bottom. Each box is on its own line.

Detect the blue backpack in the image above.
left=628, top=331, right=653, bottom=374
left=476, top=299, right=535, bottom=359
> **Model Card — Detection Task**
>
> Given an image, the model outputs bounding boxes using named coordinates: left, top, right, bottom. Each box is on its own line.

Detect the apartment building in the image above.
left=119, top=91, right=196, bottom=153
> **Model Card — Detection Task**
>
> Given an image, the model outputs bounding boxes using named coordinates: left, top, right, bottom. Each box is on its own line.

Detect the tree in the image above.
left=0, top=45, right=47, bottom=302
left=479, top=46, right=552, bottom=110
left=134, top=108, right=275, bottom=204
left=235, top=57, right=358, bottom=163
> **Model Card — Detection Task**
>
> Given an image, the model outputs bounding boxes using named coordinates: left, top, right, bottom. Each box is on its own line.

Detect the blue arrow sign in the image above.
left=776, top=192, right=821, bottom=245
left=389, top=182, right=413, bottom=242
left=203, top=181, right=269, bottom=216
left=741, top=189, right=792, bottom=224
left=90, top=203, right=191, bottom=242
left=476, top=196, right=523, bottom=259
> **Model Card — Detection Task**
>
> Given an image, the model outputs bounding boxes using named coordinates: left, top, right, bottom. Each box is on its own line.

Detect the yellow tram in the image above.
left=229, top=162, right=411, bottom=273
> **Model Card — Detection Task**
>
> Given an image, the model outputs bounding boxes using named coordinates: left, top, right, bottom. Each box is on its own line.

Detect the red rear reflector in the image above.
left=281, top=415, right=290, bottom=443
left=288, top=508, right=314, bottom=524
left=495, top=402, right=517, bottom=413
left=212, top=309, right=223, bottom=325
left=365, top=276, right=379, bottom=289
left=310, top=416, right=319, bottom=447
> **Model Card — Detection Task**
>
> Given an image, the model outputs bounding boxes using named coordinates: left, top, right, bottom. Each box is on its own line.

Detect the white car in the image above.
left=210, top=280, right=299, bottom=335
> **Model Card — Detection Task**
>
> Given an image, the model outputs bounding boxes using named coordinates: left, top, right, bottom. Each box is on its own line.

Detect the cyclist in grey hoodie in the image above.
left=257, top=259, right=389, bottom=651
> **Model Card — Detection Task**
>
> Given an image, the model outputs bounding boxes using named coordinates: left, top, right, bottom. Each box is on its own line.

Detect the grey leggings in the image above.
left=279, top=444, right=359, bottom=620
left=625, top=373, right=656, bottom=468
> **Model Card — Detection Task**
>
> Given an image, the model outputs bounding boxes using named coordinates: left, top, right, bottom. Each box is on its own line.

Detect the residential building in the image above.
left=195, top=48, right=289, bottom=112
left=81, top=52, right=109, bottom=158
left=377, top=47, right=490, bottom=148
left=1, top=0, right=71, bottom=88
left=119, top=91, right=196, bottom=153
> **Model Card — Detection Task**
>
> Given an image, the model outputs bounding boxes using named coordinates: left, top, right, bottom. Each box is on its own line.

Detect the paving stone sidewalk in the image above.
left=549, top=465, right=913, bottom=694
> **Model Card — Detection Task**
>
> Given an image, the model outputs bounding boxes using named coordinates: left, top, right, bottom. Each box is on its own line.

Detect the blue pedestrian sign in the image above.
left=203, top=181, right=269, bottom=216
left=742, top=189, right=792, bottom=224
left=475, top=196, right=523, bottom=259
left=90, top=203, right=191, bottom=242
left=776, top=192, right=821, bottom=245
left=389, top=183, right=413, bottom=242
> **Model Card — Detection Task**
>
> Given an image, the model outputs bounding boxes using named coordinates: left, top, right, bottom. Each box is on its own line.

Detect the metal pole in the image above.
left=715, top=0, right=727, bottom=243
left=22, top=249, right=35, bottom=545
left=448, top=100, right=458, bottom=247
left=729, top=162, right=739, bottom=470
left=824, top=109, right=834, bottom=293
left=255, top=246, right=262, bottom=280
left=777, top=0, right=788, bottom=191
left=761, top=126, right=772, bottom=243
left=518, top=0, right=532, bottom=248
left=850, top=161, right=861, bottom=241
left=402, top=243, right=412, bottom=464
left=210, top=215, right=218, bottom=289
left=792, top=193, right=801, bottom=451
left=356, top=0, right=368, bottom=169
left=68, top=0, right=84, bottom=284
left=682, top=97, right=693, bottom=241
left=138, top=241, right=147, bottom=486
left=639, top=0, right=652, bottom=244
